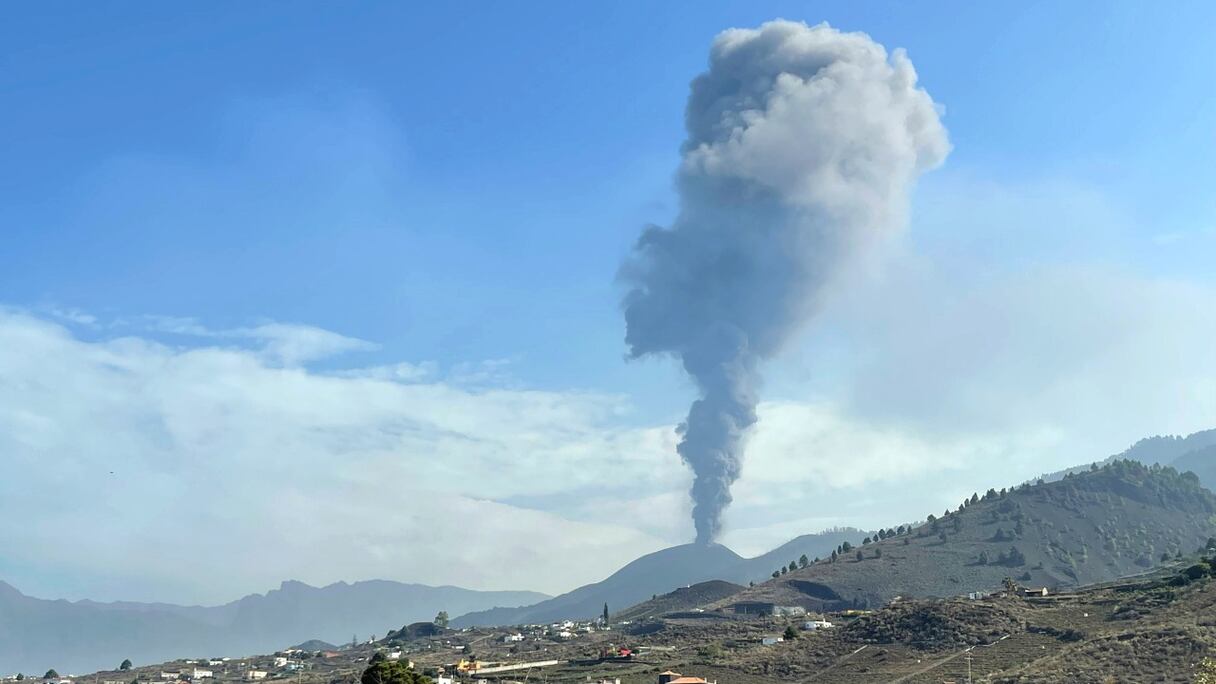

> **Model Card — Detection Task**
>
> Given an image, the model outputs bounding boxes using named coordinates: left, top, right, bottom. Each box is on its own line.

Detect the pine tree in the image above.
left=1195, top=657, right=1216, bottom=684
left=602, top=603, right=609, bottom=623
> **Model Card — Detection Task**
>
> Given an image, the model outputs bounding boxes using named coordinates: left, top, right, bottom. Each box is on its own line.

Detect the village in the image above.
left=12, top=563, right=1210, bottom=684
left=0, top=603, right=858, bottom=684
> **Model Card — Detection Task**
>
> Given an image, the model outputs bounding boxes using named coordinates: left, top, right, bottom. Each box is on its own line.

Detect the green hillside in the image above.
left=713, top=459, right=1216, bottom=612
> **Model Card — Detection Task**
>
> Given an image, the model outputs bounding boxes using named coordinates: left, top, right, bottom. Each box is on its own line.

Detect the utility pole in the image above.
left=966, top=651, right=973, bottom=684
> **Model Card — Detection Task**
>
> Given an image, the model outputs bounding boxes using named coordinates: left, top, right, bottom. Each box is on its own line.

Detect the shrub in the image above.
left=361, top=661, right=431, bottom=684
left=1183, top=563, right=1210, bottom=581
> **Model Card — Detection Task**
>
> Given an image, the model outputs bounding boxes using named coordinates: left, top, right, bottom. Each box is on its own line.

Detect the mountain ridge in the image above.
left=0, top=579, right=547, bottom=675
left=707, top=459, right=1216, bottom=614
left=451, top=528, right=869, bottom=628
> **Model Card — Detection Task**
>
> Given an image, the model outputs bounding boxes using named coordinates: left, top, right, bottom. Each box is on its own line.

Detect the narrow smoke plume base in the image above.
left=621, top=20, right=950, bottom=544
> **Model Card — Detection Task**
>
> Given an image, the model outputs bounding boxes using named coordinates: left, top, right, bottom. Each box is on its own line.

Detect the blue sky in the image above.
left=6, top=1, right=1213, bottom=393
left=2, top=2, right=1215, bottom=603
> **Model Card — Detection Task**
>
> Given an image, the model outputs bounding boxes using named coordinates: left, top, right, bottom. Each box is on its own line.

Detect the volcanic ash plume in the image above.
left=621, top=21, right=950, bottom=544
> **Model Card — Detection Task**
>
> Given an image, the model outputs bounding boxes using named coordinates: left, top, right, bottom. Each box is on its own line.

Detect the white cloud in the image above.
left=239, top=322, right=377, bottom=365
left=0, top=310, right=680, bottom=603
left=132, top=315, right=378, bottom=366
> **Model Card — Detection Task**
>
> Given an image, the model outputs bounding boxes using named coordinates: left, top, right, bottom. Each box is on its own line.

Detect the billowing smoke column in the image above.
left=621, top=21, right=950, bottom=544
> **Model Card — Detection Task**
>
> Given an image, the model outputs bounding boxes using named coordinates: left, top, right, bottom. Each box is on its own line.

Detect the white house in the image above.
left=802, top=620, right=833, bottom=630
left=772, top=606, right=807, bottom=617
left=244, top=672, right=267, bottom=682
left=191, top=670, right=214, bottom=679
left=272, top=658, right=288, bottom=668
left=503, top=634, right=524, bottom=643
left=387, top=652, right=403, bottom=661
left=160, top=673, right=180, bottom=680
left=760, top=636, right=784, bottom=646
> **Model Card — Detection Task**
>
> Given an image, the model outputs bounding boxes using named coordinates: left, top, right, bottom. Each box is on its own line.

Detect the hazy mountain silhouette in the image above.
left=451, top=528, right=867, bottom=627
left=0, top=579, right=546, bottom=675
left=1030, top=427, right=1216, bottom=484
left=1172, top=443, right=1216, bottom=491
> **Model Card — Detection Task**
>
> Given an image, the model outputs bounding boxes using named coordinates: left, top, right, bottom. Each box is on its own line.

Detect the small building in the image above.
left=386, top=652, right=402, bottom=661
left=1023, top=587, right=1049, bottom=598
left=772, top=605, right=807, bottom=617
left=502, top=634, right=524, bottom=643
left=191, top=670, right=213, bottom=680
left=160, top=673, right=180, bottom=681
left=244, top=672, right=267, bottom=682
left=802, top=619, right=833, bottom=630
left=760, top=636, right=784, bottom=646
left=658, top=672, right=715, bottom=684
left=731, top=601, right=777, bottom=615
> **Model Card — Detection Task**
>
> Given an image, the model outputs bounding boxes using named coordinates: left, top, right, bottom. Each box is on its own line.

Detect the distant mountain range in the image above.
left=1034, top=428, right=1216, bottom=488
left=0, top=580, right=547, bottom=675
left=449, top=528, right=868, bottom=627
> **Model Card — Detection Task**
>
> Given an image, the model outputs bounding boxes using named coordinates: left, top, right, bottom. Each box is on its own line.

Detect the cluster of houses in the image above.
left=143, top=652, right=322, bottom=684
left=496, top=619, right=605, bottom=644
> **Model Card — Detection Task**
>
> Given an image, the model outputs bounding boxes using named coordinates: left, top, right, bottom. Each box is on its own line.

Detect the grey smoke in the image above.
left=621, top=20, right=950, bottom=543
